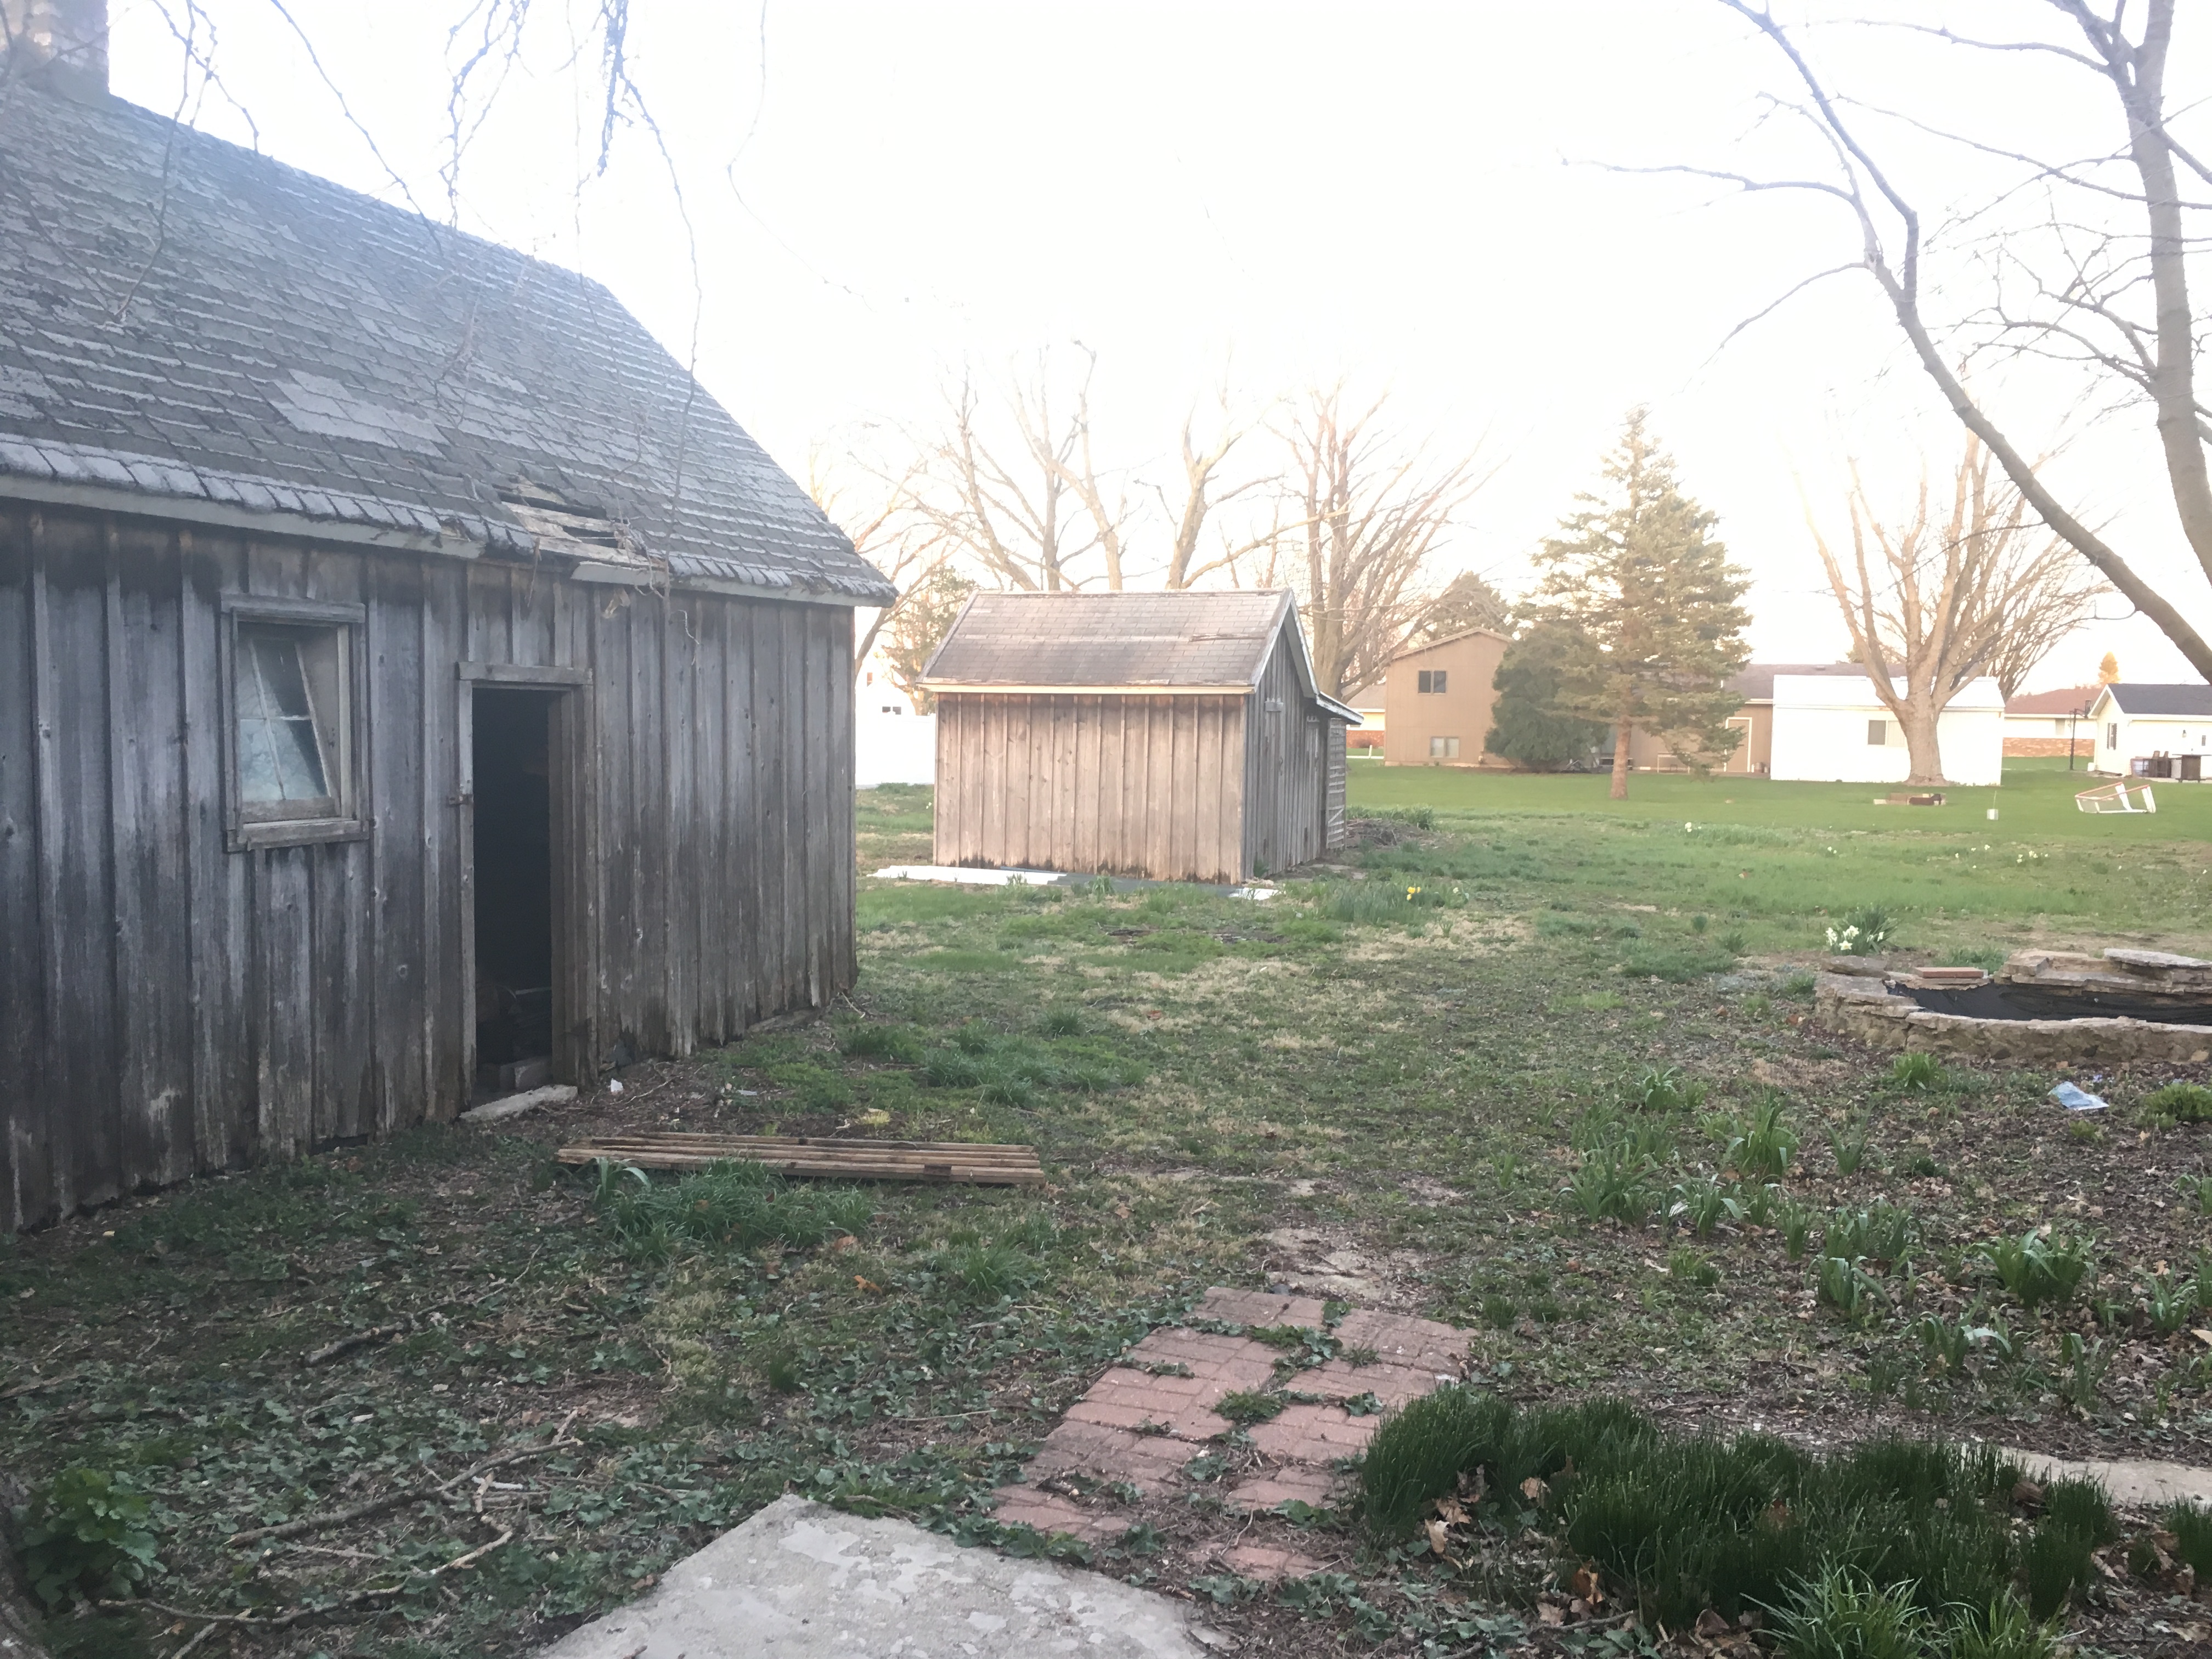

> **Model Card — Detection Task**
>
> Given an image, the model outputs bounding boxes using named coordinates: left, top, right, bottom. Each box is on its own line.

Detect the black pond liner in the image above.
left=1901, top=981, right=2212, bottom=1026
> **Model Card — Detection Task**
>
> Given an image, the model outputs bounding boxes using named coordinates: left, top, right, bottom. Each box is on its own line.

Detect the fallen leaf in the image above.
left=1434, top=1495, right=1470, bottom=1526
left=1424, top=1518, right=1457, bottom=1560
left=1695, top=1610, right=1731, bottom=1640
left=854, top=1276, right=883, bottom=1294
left=1521, top=1476, right=1549, bottom=1504
left=1538, top=1602, right=1566, bottom=1626
left=2193, top=1328, right=2212, bottom=1347
left=831, top=1235, right=859, bottom=1253
left=1569, top=1563, right=1603, bottom=1604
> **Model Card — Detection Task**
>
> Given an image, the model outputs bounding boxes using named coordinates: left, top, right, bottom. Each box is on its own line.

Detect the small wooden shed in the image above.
left=0, top=67, right=895, bottom=1228
left=921, top=591, right=1359, bottom=884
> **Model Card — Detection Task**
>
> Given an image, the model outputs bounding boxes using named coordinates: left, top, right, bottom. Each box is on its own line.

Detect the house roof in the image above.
left=2005, top=686, right=2102, bottom=716
left=0, top=83, right=894, bottom=605
left=1727, top=662, right=1864, bottom=702
left=1389, top=624, right=1510, bottom=661
left=921, top=590, right=1361, bottom=721
left=2092, top=683, right=2212, bottom=718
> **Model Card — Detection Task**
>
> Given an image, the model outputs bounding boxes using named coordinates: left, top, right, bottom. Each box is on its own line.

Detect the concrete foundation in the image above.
left=535, top=1494, right=1222, bottom=1658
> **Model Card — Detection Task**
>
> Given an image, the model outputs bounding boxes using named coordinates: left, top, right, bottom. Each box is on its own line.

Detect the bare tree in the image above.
left=1808, top=433, right=2107, bottom=782
left=904, top=354, right=1126, bottom=592
left=1669, top=1, right=2212, bottom=681
left=806, top=441, right=947, bottom=687
left=1273, top=385, right=1489, bottom=697
left=1150, top=386, right=1287, bottom=589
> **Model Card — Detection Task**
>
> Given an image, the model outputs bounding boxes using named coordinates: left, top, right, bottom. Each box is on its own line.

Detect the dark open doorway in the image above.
left=472, top=687, right=557, bottom=1095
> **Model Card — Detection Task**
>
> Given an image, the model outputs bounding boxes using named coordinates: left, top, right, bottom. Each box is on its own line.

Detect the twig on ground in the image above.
left=0, top=1369, right=82, bottom=1401
left=226, top=1414, right=583, bottom=1547
left=303, top=1323, right=409, bottom=1367
left=113, top=1529, right=516, bottom=1633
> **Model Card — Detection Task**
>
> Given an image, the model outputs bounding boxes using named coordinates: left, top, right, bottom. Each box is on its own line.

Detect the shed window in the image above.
left=1867, top=719, right=1889, bottom=746
left=2107, top=722, right=2119, bottom=749
left=222, top=597, right=366, bottom=850
left=1417, top=669, right=1448, bottom=695
left=1429, top=735, right=1460, bottom=759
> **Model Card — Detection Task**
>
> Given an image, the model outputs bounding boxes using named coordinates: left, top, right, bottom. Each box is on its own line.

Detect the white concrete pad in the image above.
left=535, top=1495, right=1222, bottom=1658
left=2006, top=1447, right=2212, bottom=1511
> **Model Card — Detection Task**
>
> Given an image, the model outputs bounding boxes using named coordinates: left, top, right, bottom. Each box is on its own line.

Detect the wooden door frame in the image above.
left=456, top=663, right=599, bottom=1098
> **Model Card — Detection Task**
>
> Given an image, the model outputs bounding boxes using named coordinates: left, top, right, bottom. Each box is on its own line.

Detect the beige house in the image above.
left=1381, top=628, right=1511, bottom=766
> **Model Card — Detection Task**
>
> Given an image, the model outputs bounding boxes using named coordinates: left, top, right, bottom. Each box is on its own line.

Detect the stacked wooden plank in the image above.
left=556, top=1133, right=1044, bottom=1186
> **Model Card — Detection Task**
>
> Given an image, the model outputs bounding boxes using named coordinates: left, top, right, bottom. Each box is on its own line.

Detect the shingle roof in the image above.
left=0, top=82, right=894, bottom=603
left=925, top=591, right=1296, bottom=689
left=1727, top=662, right=1863, bottom=701
left=2005, top=686, right=2102, bottom=716
left=922, top=590, right=1360, bottom=721
left=2098, top=683, right=2212, bottom=717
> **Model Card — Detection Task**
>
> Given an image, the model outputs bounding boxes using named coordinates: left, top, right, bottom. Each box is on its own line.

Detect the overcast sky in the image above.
left=107, top=0, right=2212, bottom=690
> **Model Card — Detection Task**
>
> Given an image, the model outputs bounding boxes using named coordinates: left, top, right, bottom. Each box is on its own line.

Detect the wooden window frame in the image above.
left=1417, top=669, right=1448, bottom=695
left=219, top=594, right=369, bottom=852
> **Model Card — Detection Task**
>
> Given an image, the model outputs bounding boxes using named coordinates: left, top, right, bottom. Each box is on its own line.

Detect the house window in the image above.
left=1417, top=669, right=1448, bottom=695
left=1429, top=735, right=1460, bottom=759
left=2107, top=723, right=2119, bottom=749
left=223, top=597, right=365, bottom=850
left=1867, top=719, right=1889, bottom=746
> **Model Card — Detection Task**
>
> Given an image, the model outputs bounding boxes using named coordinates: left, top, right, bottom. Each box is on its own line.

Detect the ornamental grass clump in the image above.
left=1357, top=1389, right=2088, bottom=1648
left=598, top=1159, right=872, bottom=1256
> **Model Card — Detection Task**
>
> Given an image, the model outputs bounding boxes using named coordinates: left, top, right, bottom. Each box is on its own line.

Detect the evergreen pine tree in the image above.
left=1531, top=411, right=1751, bottom=799
left=1485, top=623, right=1609, bottom=769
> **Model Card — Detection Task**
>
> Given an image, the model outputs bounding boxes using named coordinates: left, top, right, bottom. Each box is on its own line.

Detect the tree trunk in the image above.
left=1610, top=706, right=1633, bottom=800
left=0, top=1471, right=55, bottom=1659
left=1898, top=693, right=1946, bottom=785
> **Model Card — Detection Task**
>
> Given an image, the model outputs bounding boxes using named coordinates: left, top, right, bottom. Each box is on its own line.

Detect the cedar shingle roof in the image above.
left=922, top=590, right=1359, bottom=720
left=925, top=591, right=1296, bottom=689
left=0, top=83, right=894, bottom=603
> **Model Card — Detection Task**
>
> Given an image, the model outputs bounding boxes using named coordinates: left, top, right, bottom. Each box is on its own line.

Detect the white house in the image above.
left=1768, top=674, right=2005, bottom=786
left=2086, top=683, right=2212, bottom=775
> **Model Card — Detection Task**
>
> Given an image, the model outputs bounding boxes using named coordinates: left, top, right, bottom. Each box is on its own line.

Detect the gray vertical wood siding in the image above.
left=0, top=504, right=855, bottom=1230
left=933, top=692, right=1248, bottom=884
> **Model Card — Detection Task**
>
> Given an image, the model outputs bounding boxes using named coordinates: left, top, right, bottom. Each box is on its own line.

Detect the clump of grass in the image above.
left=1361, top=1392, right=2070, bottom=1648
left=1978, top=1228, right=2095, bottom=1312
left=1823, top=1203, right=1916, bottom=1267
left=839, top=1022, right=925, bottom=1063
left=1887, top=1052, right=1948, bottom=1092
left=598, top=1160, right=871, bottom=1256
left=1770, top=1565, right=1929, bottom=1659
left=1668, top=1178, right=1741, bottom=1238
left=1319, top=879, right=1467, bottom=927
left=1629, top=1064, right=1707, bottom=1114
left=1036, top=1007, right=1085, bottom=1037
left=1829, top=1120, right=1871, bottom=1176
left=2140, top=1082, right=2212, bottom=1127
left=1216, top=1390, right=1286, bottom=1425
left=1565, top=1146, right=1657, bottom=1226
left=1720, top=1096, right=1799, bottom=1180
left=1621, top=941, right=1738, bottom=982
left=1780, top=971, right=1818, bottom=1000
left=2178, top=1173, right=2212, bottom=1216
left=929, top=1240, right=1040, bottom=1303
left=2163, top=1500, right=2212, bottom=1577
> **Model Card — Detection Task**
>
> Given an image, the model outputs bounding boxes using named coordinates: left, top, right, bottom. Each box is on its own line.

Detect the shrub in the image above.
left=18, top=1468, right=162, bottom=1606
left=2141, top=1082, right=2212, bottom=1127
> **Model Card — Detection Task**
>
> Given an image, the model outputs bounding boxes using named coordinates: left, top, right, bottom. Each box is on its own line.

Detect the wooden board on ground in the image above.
left=556, top=1133, right=1045, bottom=1186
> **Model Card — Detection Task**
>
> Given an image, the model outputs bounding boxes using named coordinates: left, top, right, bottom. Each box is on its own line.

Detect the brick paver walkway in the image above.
left=991, top=1286, right=1468, bottom=1578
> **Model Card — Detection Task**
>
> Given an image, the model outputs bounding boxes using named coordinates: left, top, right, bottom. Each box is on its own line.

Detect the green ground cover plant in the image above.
left=6, top=766, right=2211, bottom=1657
left=1359, top=1386, right=2088, bottom=1646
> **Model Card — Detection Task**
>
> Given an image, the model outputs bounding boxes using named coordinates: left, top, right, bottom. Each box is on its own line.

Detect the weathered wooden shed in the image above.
left=921, top=591, right=1359, bottom=884
left=0, top=65, right=895, bottom=1229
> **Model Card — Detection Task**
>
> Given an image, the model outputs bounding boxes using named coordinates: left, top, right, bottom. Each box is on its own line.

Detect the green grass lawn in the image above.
left=1346, top=758, right=2212, bottom=953
left=4, top=776, right=2210, bottom=1657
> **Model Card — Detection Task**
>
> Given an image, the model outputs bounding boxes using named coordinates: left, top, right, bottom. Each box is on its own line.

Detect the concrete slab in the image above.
left=2006, top=1447, right=2212, bottom=1511
left=535, top=1494, right=1223, bottom=1658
